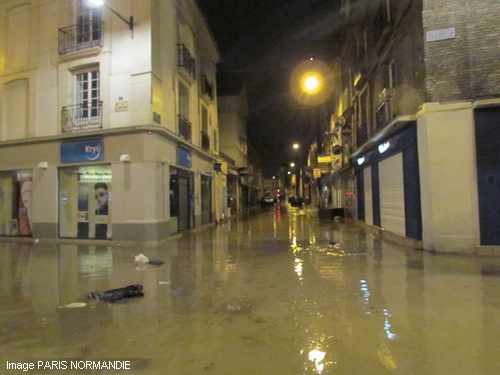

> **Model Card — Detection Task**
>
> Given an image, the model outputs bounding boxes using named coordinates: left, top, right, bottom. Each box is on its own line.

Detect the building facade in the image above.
left=0, top=0, right=221, bottom=241
left=217, top=81, right=262, bottom=217
left=322, top=0, right=500, bottom=254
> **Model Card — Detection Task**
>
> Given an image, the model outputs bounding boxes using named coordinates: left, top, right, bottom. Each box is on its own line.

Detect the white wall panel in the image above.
left=379, top=153, right=405, bottom=236
left=363, top=167, right=373, bottom=225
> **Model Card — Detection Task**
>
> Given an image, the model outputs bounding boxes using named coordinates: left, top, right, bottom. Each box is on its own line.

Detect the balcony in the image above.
left=201, top=130, right=210, bottom=151
left=59, top=20, right=104, bottom=55
left=375, top=89, right=395, bottom=131
left=178, top=115, right=192, bottom=142
left=200, top=75, right=214, bottom=101
left=178, top=44, right=196, bottom=79
left=61, top=101, right=103, bottom=133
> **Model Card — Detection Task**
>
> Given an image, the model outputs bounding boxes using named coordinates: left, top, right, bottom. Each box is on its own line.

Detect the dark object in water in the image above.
left=329, top=241, right=337, bottom=245
left=148, top=258, right=164, bottom=265
left=87, top=284, right=144, bottom=303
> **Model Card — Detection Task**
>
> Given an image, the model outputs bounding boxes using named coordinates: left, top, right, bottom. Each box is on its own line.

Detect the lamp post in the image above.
left=87, top=0, right=134, bottom=31
left=289, top=58, right=334, bottom=208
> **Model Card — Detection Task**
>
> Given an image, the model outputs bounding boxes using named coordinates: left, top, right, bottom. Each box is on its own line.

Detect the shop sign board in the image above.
left=61, top=139, right=104, bottom=163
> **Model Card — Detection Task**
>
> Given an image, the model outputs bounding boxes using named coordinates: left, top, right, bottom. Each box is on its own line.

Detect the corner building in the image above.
left=0, top=0, right=221, bottom=241
left=330, top=0, right=500, bottom=254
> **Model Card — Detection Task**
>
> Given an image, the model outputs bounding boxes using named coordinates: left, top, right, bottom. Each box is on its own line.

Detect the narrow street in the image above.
left=1, top=205, right=499, bottom=375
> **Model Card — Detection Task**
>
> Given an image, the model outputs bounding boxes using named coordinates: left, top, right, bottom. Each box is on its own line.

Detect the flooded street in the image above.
left=1, top=206, right=500, bottom=374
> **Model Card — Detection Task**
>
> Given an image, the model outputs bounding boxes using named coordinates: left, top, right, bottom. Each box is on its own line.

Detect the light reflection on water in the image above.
left=0, top=208, right=500, bottom=374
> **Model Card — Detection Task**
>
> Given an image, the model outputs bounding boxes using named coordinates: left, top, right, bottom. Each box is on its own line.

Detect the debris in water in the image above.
left=134, top=253, right=150, bottom=264
left=59, top=302, right=87, bottom=309
left=87, top=284, right=144, bottom=303
left=148, top=257, right=164, bottom=265
left=134, top=253, right=164, bottom=266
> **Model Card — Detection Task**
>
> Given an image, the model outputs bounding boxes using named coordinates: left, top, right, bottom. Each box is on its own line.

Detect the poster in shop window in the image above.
left=18, top=178, right=32, bottom=236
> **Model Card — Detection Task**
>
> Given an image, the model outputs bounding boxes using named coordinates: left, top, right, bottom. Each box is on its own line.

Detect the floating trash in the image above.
left=148, top=257, right=164, bottom=266
left=134, top=253, right=164, bottom=266
left=134, top=253, right=150, bottom=264
left=87, top=284, right=144, bottom=303
left=59, top=302, right=87, bottom=309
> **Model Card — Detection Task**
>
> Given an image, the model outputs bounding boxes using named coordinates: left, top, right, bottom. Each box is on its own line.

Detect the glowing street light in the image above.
left=87, top=0, right=134, bottom=31
left=300, top=71, right=323, bottom=96
left=290, top=58, right=333, bottom=105
left=290, top=162, right=296, bottom=168
left=292, top=143, right=300, bottom=150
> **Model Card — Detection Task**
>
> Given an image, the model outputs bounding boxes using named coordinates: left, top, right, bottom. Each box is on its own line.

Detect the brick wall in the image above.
left=423, top=0, right=500, bottom=101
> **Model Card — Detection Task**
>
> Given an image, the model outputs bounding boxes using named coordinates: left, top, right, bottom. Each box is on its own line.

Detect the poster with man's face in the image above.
left=94, top=182, right=109, bottom=215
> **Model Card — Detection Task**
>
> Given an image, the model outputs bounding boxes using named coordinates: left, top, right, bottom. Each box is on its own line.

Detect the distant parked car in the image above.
left=289, top=196, right=303, bottom=207
left=260, top=193, right=276, bottom=207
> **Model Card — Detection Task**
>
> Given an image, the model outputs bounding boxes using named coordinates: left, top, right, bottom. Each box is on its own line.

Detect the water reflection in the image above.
left=0, top=210, right=500, bottom=374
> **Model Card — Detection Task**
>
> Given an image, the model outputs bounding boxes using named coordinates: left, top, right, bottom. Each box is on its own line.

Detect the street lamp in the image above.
left=87, top=0, right=134, bottom=31
left=289, top=58, right=333, bottom=106
left=292, top=143, right=300, bottom=150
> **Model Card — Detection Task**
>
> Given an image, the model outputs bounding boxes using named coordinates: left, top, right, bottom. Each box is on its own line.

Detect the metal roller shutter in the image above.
left=379, top=153, right=405, bottom=236
left=363, top=167, right=373, bottom=225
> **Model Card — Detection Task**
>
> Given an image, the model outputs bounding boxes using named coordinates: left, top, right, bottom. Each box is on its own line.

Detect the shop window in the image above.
left=169, top=168, right=179, bottom=218
left=0, top=170, right=32, bottom=236
left=59, top=165, right=112, bottom=239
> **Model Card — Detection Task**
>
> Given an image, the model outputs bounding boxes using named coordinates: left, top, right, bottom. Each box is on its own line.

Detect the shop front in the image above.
left=354, top=122, right=422, bottom=242
left=59, top=165, right=112, bottom=239
left=1, top=127, right=218, bottom=242
left=0, top=170, right=33, bottom=236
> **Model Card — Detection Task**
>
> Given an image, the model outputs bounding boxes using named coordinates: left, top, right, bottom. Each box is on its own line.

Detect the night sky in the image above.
left=197, top=0, right=343, bottom=175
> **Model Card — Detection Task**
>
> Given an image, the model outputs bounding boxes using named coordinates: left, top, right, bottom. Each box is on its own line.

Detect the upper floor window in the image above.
left=77, top=0, right=102, bottom=41
left=76, top=68, right=101, bottom=119
left=62, top=67, right=102, bottom=132
left=59, top=0, right=103, bottom=54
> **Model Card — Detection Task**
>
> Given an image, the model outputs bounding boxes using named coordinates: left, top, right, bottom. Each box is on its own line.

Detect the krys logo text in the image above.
left=85, top=144, right=102, bottom=160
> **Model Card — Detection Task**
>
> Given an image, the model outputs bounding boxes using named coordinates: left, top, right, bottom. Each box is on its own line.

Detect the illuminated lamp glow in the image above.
left=356, top=157, right=365, bottom=165
left=378, top=141, right=390, bottom=154
left=300, top=72, right=323, bottom=95
left=88, top=0, right=104, bottom=6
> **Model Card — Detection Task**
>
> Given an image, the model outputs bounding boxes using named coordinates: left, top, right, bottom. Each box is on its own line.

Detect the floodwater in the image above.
left=1, top=205, right=500, bottom=375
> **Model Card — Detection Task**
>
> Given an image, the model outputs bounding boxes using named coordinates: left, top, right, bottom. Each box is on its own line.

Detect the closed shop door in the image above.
left=475, top=107, right=500, bottom=245
left=379, top=153, right=405, bottom=236
left=363, top=167, right=373, bottom=225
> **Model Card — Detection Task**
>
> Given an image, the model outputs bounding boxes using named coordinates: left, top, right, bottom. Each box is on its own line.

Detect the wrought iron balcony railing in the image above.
left=178, top=114, right=192, bottom=142
left=178, top=44, right=196, bottom=79
left=62, top=101, right=103, bottom=133
left=201, top=130, right=210, bottom=151
left=59, top=20, right=104, bottom=55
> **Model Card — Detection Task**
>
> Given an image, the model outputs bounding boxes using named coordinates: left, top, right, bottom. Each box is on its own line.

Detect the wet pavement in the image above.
left=1, top=205, right=500, bottom=374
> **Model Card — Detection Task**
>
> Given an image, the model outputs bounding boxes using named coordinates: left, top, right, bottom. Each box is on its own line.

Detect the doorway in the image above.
left=59, top=165, right=112, bottom=239
left=474, top=107, right=500, bottom=245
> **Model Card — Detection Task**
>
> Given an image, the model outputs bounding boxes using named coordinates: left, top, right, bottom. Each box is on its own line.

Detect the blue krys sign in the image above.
left=61, top=139, right=104, bottom=163
left=177, top=145, right=192, bottom=168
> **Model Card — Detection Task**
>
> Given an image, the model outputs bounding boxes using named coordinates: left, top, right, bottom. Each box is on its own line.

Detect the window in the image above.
left=77, top=0, right=102, bottom=45
left=201, top=106, right=210, bottom=151
left=76, top=68, right=100, bottom=119
left=383, top=59, right=395, bottom=89
left=0, top=170, right=32, bottom=236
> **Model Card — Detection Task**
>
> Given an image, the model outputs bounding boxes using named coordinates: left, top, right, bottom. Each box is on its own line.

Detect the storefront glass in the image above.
left=59, top=165, right=112, bottom=239
left=201, top=175, right=212, bottom=224
left=0, top=170, right=33, bottom=236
